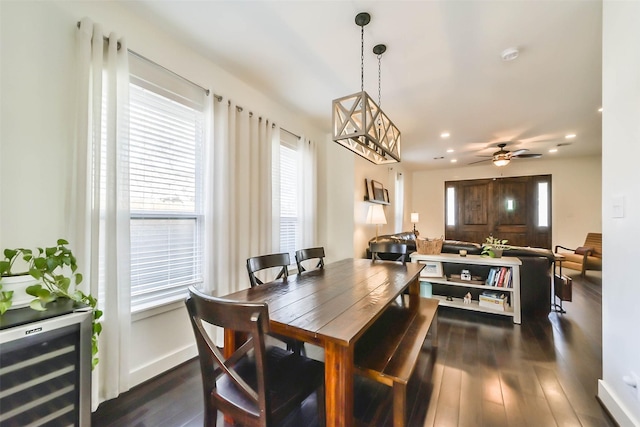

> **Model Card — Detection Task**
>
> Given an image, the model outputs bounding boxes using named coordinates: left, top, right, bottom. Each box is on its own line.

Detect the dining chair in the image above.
left=370, top=242, right=410, bottom=265
left=246, top=253, right=305, bottom=354
left=185, top=286, right=325, bottom=427
left=295, top=247, right=326, bottom=273
left=246, top=253, right=290, bottom=287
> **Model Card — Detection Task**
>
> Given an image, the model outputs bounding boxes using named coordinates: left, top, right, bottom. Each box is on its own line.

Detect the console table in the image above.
left=410, top=253, right=522, bottom=324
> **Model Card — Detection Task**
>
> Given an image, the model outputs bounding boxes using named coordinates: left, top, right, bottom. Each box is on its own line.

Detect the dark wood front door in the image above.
left=445, top=175, right=552, bottom=248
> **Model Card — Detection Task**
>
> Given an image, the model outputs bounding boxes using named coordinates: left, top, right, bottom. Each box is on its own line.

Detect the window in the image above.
left=537, top=182, right=549, bottom=227
left=394, top=172, right=404, bottom=232
left=276, top=132, right=299, bottom=262
left=446, top=186, right=456, bottom=226
left=128, top=55, right=206, bottom=311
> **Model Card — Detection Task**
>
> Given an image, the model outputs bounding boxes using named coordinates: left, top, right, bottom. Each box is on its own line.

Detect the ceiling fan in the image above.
left=469, top=143, right=542, bottom=167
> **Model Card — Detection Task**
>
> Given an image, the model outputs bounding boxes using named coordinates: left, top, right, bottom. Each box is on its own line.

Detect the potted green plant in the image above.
left=0, top=247, right=37, bottom=314
left=0, top=239, right=102, bottom=368
left=481, top=236, right=510, bottom=258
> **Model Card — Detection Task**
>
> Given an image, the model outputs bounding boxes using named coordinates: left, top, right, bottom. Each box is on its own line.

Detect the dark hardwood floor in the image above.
left=92, top=271, right=615, bottom=427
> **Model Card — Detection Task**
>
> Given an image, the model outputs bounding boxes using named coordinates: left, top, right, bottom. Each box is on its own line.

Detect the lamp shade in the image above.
left=410, top=212, right=419, bottom=223
left=366, top=204, right=387, bottom=225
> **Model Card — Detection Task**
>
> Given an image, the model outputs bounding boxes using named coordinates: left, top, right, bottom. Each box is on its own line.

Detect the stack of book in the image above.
left=479, top=291, right=508, bottom=311
left=485, top=266, right=513, bottom=288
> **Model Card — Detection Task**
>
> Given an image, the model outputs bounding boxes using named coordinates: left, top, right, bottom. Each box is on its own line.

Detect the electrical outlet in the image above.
left=623, top=371, right=640, bottom=401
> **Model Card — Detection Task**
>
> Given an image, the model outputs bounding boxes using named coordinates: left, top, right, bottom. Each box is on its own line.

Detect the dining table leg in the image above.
left=408, top=277, right=419, bottom=295
left=324, top=341, right=354, bottom=427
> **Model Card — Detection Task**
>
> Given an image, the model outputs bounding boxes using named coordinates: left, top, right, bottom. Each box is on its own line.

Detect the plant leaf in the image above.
left=4, top=249, right=17, bottom=260
left=0, top=260, right=10, bottom=275
left=29, top=299, right=47, bottom=311
left=29, top=268, right=42, bottom=279
left=26, top=284, right=51, bottom=299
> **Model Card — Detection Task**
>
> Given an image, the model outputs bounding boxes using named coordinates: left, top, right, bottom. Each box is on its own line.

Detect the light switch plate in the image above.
left=612, top=195, right=624, bottom=218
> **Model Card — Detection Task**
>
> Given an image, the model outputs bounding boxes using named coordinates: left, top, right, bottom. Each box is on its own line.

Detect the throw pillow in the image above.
left=575, top=246, right=594, bottom=255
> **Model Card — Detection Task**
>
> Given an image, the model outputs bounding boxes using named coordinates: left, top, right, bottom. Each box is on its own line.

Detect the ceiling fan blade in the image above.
left=468, top=158, right=491, bottom=165
left=510, top=149, right=529, bottom=156
left=513, top=153, right=542, bottom=159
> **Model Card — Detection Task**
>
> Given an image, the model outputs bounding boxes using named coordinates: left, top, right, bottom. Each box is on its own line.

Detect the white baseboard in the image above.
left=598, top=379, right=640, bottom=427
left=129, top=343, right=197, bottom=388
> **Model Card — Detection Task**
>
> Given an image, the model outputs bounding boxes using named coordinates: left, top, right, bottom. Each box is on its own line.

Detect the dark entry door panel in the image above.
left=445, top=175, right=551, bottom=249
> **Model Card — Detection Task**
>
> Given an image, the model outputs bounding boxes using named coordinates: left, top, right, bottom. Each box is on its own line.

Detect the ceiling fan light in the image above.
left=493, top=155, right=510, bottom=167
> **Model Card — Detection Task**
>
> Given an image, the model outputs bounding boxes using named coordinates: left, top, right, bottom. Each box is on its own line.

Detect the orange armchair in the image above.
left=555, top=232, right=602, bottom=277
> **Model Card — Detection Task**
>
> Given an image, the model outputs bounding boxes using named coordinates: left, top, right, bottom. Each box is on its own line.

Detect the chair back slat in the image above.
left=370, top=242, right=409, bottom=264
left=186, top=287, right=270, bottom=412
left=246, top=253, right=290, bottom=287
left=295, top=247, right=325, bottom=272
left=186, top=286, right=324, bottom=427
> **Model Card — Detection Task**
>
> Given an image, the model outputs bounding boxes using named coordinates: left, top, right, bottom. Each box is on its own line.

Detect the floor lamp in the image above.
left=367, top=204, right=387, bottom=242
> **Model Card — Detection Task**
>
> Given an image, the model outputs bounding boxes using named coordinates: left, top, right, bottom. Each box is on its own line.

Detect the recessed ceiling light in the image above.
left=598, top=107, right=603, bottom=112
left=501, top=47, right=519, bottom=61
left=446, top=149, right=454, bottom=153
left=549, top=148, right=558, bottom=153
left=565, top=134, right=576, bottom=139
left=451, top=159, right=457, bottom=163
left=440, top=132, right=450, bottom=138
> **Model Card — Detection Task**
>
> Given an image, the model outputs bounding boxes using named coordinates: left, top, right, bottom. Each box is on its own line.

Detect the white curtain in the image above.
left=298, top=136, right=318, bottom=248
left=209, top=99, right=276, bottom=301
left=70, top=18, right=131, bottom=409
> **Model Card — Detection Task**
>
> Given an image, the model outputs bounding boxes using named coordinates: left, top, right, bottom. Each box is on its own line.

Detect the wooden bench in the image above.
left=355, top=294, right=439, bottom=427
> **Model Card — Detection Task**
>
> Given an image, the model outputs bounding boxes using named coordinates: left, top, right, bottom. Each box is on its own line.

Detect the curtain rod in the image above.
left=281, top=128, right=301, bottom=139
left=77, top=21, right=209, bottom=96
left=77, top=22, right=286, bottom=132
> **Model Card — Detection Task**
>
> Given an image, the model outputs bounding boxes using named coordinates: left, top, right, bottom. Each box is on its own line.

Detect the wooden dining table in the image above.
left=222, top=258, right=424, bottom=427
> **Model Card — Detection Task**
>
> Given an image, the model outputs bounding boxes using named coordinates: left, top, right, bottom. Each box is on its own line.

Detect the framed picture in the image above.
left=384, top=189, right=390, bottom=204
left=370, top=180, right=385, bottom=202
left=418, top=261, right=443, bottom=278
left=364, top=179, right=371, bottom=201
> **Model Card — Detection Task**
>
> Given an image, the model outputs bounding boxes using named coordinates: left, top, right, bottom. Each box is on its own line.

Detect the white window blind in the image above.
left=129, top=55, right=206, bottom=311
left=277, top=133, right=299, bottom=261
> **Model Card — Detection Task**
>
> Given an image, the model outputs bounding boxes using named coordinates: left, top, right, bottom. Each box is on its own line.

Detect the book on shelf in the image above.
left=485, top=266, right=512, bottom=288
left=503, top=268, right=512, bottom=288
left=486, top=267, right=499, bottom=286
left=497, top=267, right=506, bottom=287
left=479, top=291, right=508, bottom=311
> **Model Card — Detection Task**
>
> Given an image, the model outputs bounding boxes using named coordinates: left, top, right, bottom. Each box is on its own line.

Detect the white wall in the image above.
left=320, top=137, right=355, bottom=263
left=0, top=0, right=351, bottom=396
left=352, top=156, right=414, bottom=258
left=411, top=156, right=602, bottom=249
left=0, top=1, right=76, bottom=247
left=598, top=2, right=640, bottom=425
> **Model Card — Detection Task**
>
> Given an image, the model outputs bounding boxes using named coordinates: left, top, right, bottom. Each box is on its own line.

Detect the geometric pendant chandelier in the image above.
left=332, top=12, right=401, bottom=165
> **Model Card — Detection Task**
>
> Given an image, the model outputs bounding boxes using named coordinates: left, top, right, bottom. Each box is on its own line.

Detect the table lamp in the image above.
left=411, top=212, right=420, bottom=236
left=367, top=204, right=387, bottom=242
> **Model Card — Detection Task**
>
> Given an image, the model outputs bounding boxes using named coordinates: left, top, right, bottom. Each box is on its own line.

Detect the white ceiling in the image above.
left=118, top=0, right=603, bottom=171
